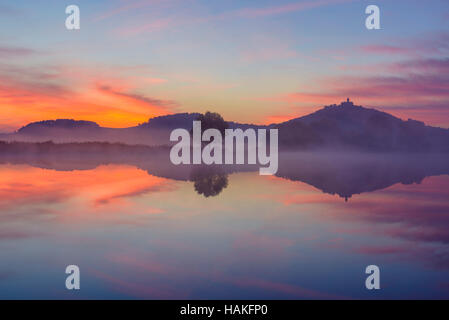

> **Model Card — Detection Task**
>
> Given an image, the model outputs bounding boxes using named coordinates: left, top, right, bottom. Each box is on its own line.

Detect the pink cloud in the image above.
left=260, top=55, right=449, bottom=127
left=359, top=32, right=449, bottom=57
left=0, top=46, right=37, bottom=57
left=109, top=0, right=356, bottom=37
left=360, top=45, right=412, bottom=55
left=354, top=245, right=407, bottom=255
left=115, top=18, right=176, bottom=36
left=236, top=0, right=355, bottom=18
left=143, top=77, right=167, bottom=84
left=93, top=0, right=166, bottom=22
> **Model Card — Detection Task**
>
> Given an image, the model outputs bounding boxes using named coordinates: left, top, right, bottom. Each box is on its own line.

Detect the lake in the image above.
left=0, top=152, right=449, bottom=299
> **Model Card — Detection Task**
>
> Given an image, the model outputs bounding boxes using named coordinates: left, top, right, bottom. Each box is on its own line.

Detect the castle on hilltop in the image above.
left=342, top=98, right=354, bottom=106
left=326, top=98, right=356, bottom=109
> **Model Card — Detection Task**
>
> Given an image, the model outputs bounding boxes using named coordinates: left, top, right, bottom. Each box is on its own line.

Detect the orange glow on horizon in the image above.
left=0, top=65, right=176, bottom=131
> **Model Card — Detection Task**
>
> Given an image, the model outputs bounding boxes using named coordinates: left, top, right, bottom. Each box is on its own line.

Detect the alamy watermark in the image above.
left=169, top=121, right=279, bottom=175
left=365, top=5, right=380, bottom=30
left=65, top=5, right=80, bottom=30
left=365, top=265, right=380, bottom=290
left=65, top=5, right=380, bottom=31
left=65, top=265, right=80, bottom=290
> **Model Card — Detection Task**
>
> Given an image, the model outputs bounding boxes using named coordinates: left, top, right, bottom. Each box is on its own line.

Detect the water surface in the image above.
left=1, top=152, right=449, bottom=299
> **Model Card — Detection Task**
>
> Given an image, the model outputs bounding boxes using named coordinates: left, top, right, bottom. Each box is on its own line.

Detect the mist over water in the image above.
left=0, top=148, right=449, bottom=299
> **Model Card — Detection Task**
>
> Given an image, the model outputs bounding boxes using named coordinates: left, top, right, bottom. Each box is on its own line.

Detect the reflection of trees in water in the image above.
left=3, top=142, right=449, bottom=200
left=191, top=166, right=228, bottom=197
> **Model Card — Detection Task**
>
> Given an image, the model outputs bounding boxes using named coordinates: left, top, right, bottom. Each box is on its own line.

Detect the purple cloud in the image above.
left=0, top=46, right=37, bottom=58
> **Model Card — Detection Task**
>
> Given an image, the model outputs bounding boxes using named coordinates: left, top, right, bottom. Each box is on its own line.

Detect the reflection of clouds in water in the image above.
left=275, top=175, right=449, bottom=270
left=94, top=182, right=176, bottom=206
left=0, top=164, right=171, bottom=211
left=276, top=152, right=449, bottom=201
left=0, top=164, right=172, bottom=241
left=87, top=267, right=189, bottom=299
left=2, top=147, right=449, bottom=200
left=0, top=153, right=449, bottom=298
left=88, top=238, right=345, bottom=299
left=331, top=178, right=449, bottom=245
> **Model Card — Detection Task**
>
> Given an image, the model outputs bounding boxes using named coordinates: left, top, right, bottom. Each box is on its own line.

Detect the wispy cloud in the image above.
left=97, top=84, right=177, bottom=109
left=278, top=63, right=449, bottom=126
left=359, top=31, right=449, bottom=57
left=359, top=45, right=411, bottom=55
left=93, top=0, right=171, bottom=22
left=115, top=18, right=176, bottom=36
left=235, top=0, right=355, bottom=18
left=258, top=30, right=449, bottom=127
left=110, top=0, right=357, bottom=37
left=0, top=60, right=179, bottom=129
left=0, top=45, right=38, bottom=58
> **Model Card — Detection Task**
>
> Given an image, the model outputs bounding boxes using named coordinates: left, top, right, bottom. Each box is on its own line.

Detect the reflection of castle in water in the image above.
left=1, top=142, right=449, bottom=199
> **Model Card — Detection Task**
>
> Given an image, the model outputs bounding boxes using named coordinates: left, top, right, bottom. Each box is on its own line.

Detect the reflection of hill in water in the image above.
left=277, top=152, right=449, bottom=201
left=1, top=142, right=449, bottom=199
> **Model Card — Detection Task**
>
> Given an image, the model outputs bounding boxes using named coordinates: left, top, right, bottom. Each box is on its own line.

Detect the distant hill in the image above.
left=1, top=100, right=448, bottom=152
left=18, top=119, right=100, bottom=134
left=138, top=113, right=201, bottom=130
left=0, top=113, right=203, bottom=146
left=275, top=99, right=449, bottom=152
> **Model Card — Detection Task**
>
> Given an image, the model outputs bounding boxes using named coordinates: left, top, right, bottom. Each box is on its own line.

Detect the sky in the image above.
left=0, top=0, right=448, bottom=131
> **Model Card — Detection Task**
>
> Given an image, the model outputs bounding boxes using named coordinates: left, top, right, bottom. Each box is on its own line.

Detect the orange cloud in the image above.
left=0, top=63, right=177, bottom=130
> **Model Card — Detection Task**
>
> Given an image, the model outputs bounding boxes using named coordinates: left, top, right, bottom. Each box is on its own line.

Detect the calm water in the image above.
left=1, top=153, right=449, bottom=299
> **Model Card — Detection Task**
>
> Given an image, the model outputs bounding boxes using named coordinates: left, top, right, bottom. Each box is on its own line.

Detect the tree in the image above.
left=191, top=166, right=228, bottom=197
left=196, top=111, right=228, bottom=136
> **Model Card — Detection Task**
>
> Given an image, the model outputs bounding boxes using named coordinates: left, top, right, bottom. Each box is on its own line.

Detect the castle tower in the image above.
left=342, top=98, right=353, bottom=106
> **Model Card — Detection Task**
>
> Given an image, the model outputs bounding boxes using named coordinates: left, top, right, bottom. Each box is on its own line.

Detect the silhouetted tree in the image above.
left=191, top=166, right=228, bottom=197
left=195, top=111, right=228, bottom=135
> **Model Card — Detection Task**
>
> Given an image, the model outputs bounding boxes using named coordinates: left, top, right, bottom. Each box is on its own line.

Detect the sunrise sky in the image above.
left=0, top=0, right=448, bottom=131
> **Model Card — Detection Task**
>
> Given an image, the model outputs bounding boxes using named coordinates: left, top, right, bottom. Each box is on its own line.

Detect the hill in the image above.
left=275, top=99, right=449, bottom=152
left=1, top=100, right=448, bottom=152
